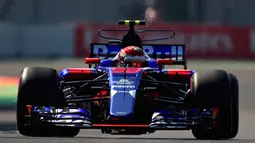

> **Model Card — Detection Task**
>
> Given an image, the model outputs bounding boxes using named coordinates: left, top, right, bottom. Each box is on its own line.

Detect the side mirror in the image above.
left=156, top=59, right=173, bottom=65
left=84, top=58, right=101, bottom=64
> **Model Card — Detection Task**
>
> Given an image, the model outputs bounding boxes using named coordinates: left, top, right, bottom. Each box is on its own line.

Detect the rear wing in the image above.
left=89, top=43, right=187, bottom=69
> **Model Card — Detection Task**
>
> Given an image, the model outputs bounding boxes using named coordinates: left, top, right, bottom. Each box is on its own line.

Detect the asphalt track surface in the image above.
left=0, top=58, right=254, bottom=143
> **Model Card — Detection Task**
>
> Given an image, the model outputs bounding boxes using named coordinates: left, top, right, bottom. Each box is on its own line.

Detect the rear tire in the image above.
left=16, top=66, right=80, bottom=137
left=190, top=70, right=239, bottom=140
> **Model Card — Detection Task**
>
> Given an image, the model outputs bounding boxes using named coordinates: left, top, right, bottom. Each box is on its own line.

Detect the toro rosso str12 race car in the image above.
left=16, top=20, right=239, bottom=139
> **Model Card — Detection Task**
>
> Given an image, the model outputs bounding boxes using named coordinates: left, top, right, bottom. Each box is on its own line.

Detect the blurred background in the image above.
left=0, top=0, right=254, bottom=114
left=0, top=0, right=254, bottom=59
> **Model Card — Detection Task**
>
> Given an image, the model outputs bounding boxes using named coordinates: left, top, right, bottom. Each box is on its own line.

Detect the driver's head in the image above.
left=118, top=46, right=145, bottom=67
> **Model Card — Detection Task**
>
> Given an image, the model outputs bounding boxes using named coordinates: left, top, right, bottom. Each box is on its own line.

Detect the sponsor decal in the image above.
left=91, top=44, right=184, bottom=57
left=112, top=85, right=135, bottom=88
left=113, top=79, right=134, bottom=85
left=111, top=79, right=135, bottom=88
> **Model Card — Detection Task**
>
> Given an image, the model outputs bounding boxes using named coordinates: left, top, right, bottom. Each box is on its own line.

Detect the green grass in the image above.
left=0, top=86, right=17, bottom=106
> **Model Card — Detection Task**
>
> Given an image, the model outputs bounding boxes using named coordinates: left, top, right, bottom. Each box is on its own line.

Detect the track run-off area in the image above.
left=0, top=58, right=254, bottom=143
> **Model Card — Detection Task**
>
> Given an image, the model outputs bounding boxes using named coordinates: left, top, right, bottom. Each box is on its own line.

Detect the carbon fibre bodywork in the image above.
left=18, top=20, right=238, bottom=138
left=26, top=66, right=216, bottom=131
left=31, top=106, right=213, bottom=130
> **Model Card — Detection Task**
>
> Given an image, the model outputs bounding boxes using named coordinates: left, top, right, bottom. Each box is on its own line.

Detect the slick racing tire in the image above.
left=190, top=70, right=239, bottom=140
left=16, top=66, right=80, bottom=137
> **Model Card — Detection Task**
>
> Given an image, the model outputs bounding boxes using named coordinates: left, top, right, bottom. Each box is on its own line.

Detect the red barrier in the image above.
left=74, top=23, right=254, bottom=59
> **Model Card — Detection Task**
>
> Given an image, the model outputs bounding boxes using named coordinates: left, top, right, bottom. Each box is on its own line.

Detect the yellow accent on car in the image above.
left=135, top=20, right=140, bottom=25
left=125, top=20, right=130, bottom=25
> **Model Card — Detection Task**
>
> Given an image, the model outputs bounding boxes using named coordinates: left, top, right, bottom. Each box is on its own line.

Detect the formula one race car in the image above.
left=16, top=20, right=239, bottom=139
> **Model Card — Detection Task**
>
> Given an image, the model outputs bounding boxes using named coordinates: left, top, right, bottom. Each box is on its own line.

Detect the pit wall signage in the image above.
left=74, top=23, right=254, bottom=59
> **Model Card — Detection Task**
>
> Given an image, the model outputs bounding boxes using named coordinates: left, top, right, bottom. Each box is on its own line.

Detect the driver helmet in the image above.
left=118, top=46, right=145, bottom=67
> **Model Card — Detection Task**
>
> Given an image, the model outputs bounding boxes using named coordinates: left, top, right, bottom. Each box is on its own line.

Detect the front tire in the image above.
left=16, top=66, right=80, bottom=137
left=191, top=70, right=239, bottom=140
